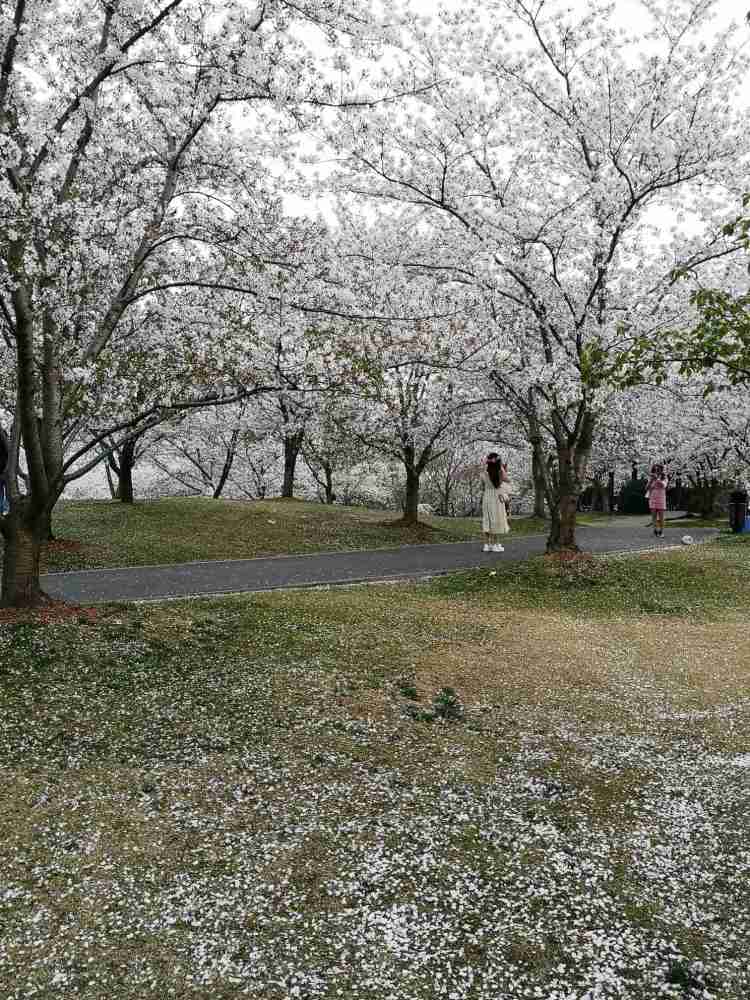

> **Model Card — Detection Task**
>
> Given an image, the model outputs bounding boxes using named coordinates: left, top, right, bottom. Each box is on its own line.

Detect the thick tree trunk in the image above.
left=546, top=488, right=579, bottom=552
left=7, top=277, right=62, bottom=607
left=117, top=458, right=134, bottom=504
left=608, top=470, right=616, bottom=513
left=545, top=407, right=595, bottom=554
left=282, top=430, right=303, bottom=499
left=40, top=507, right=55, bottom=542
left=402, top=465, right=420, bottom=525
left=323, top=462, right=335, bottom=504
left=1, top=510, right=48, bottom=608
left=116, top=439, right=136, bottom=504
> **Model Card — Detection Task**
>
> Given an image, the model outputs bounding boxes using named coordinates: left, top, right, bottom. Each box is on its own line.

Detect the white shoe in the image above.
left=492, top=544, right=504, bottom=552
left=483, top=543, right=491, bottom=552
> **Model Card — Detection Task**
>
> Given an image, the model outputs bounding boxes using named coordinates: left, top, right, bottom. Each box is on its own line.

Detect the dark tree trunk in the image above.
left=323, top=461, right=335, bottom=504
left=545, top=407, right=595, bottom=554
left=116, top=439, right=136, bottom=504
left=40, top=507, right=55, bottom=542
left=213, top=430, right=239, bottom=499
left=440, top=478, right=451, bottom=517
left=0, top=506, right=49, bottom=608
left=546, top=465, right=579, bottom=551
left=282, top=430, right=304, bottom=499
left=7, top=269, right=63, bottom=607
left=437, top=468, right=455, bottom=517
left=402, top=465, right=420, bottom=525
left=608, top=470, right=616, bottom=512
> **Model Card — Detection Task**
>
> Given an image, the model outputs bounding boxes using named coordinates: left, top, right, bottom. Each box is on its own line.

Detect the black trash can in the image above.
left=729, top=488, right=748, bottom=533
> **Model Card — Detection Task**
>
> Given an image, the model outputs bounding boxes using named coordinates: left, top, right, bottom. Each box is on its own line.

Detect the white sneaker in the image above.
left=483, top=543, right=491, bottom=552
left=492, top=544, right=504, bottom=552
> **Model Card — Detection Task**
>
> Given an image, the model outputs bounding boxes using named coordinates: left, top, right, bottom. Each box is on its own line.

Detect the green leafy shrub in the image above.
left=396, top=678, right=419, bottom=700
left=432, top=686, right=464, bottom=721
left=401, top=686, right=464, bottom=723
left=618, top=478, right=650, bottom=515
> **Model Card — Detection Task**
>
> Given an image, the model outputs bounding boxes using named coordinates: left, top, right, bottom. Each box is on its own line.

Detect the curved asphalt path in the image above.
left=40, top=520, right=721, bottom=605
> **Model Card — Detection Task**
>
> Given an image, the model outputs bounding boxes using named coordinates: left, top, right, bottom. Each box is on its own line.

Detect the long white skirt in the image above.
left=482, top=487, right=509, bottom=534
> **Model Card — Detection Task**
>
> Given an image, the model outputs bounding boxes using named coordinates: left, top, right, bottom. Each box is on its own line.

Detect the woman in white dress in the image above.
left=481, top=453, right=509, bottom=552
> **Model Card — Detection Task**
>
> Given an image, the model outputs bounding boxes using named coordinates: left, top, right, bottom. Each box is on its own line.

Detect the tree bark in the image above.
left=545, top=406, right=595, bottom=554
left=0, top=507, right=48, bottom=608
left=213, top=429, right=239, bottom=499
left=116, top=438, right=136, bottom=504
left=282, top=430, right=304, bottom=498
left=546, top=449, right=580, bottom=551
left=402, top=464, right=421, bottom=525
left=40, top=507, right=55, bottom=542
left=4, top=287, right=57, bottom=607
left=323, top=461, right=335, bottom=504
left=440, top=479, right=451, bottom=517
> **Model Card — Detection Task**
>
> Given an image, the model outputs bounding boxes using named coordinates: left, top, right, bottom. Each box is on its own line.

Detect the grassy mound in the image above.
left=32, top=497, right=547, bottom=571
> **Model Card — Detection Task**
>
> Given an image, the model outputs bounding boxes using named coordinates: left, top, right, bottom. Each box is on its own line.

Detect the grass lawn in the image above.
left=1, top=536, right=749, bottom=998
left=35, top=497, right=548, bottom=572
left=577, top=512, right=727, bottom=530
left=660, top=517, right=728, bottom=530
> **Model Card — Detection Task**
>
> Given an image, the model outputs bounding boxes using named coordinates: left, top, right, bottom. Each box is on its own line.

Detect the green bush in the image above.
left=686, top=483, right=726, bottom=519
left=618, top=478, right=649, bottom=515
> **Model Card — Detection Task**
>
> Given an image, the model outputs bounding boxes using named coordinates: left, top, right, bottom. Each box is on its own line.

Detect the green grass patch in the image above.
left=576, top=512, right=727, bottom=530
left=661, top=516, right=727, bottom=529
left=34, top=497, right=548, bottom=571
left=575, top=511, right=619, bottom=524
left=431, top=534, right=750, bottom=620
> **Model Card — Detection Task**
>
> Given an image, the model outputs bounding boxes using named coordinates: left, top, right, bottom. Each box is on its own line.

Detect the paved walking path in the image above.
left=41, top=519, right=721, bottom=605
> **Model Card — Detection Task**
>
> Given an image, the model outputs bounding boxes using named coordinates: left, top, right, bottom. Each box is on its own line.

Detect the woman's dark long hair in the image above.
left=486, top=454, right=501, bottom=488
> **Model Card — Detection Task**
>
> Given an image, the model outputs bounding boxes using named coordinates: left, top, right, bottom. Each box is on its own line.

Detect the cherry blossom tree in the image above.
left=343, top=334, right=479, bottom=524
left=309, top=214, right=488, bottom=525
left=301, top=394, right=366, bottom=504
left=332, top=0, right=749, bottom=552
left=419, top=429, right=481, bottom=516
left=0, top=0, right=405, bottom=606
left=657, top=378, right=750, bottom=514
left=147, top=404, right=253, bottom=500
left=614, top=194, right=750, bottom=388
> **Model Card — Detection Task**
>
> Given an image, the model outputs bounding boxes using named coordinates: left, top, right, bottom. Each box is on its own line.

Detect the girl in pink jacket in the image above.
left=646, top=463, right=668, bottom=537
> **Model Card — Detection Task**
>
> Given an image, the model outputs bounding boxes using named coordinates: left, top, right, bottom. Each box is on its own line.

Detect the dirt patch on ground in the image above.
left=0, top=600, right=99, bottom=626
left=44, top=538, right=86, bottom=554
left=407, top=600, right=750, bottom=722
